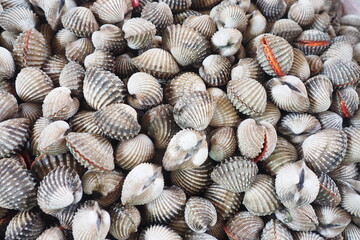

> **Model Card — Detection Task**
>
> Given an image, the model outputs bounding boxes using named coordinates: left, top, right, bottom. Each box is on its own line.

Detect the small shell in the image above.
left=30, top=117, right=52, bottom=156
left=211, top=28, right=242, bottom=57
left=13, top=28, right=51, bottom=69
left=36, top=227, right=66, bottom=240
left=37, top=166, right=82, bottom=216
left=65, top=38, right=95, bottom=64
left=122, top=18, right=156, bottom=50
left=42, top=55, right=68, bottom=86
left=83, top=68, right=126, bottom=110
left=37, top=120, right=69, bottom=156
left=109, top=204, right=141, bottom=240
left=141, top=2, right=173, bottom=34
left=275, top=160, right=320, bottom=209
left=293, top=231, right=324, bottom=240
left=343, top=126, right=360, bottom=164
left=199, top=55, right=231, bottom=86
left=261, top=219, right=293, bottom=240
left=173, top=91, right=216, bottom=130
left=315, top=205, right=351, bottom=238
left=52, top=29, right=78, bottom=55
left=321, top=42, right=354, bottom=62
left=0, top=46, right=14, bottom=81
left=294, top=29, right=330, bottom=55
left=225, top=211, right=264, bottom=240
left=0, top=157, right=37, bottom=210
left=289, top=48, right=311, bottom=81
left=59, top=61, right=85, bottom=96
left=210, top=2, right=248, bottom=31
left=144, top=185, right=186, bottom=224
left=132, top=48, right=179, bottom=79
left=331, top=87, right=359, bottom=118
left=61, top=7, right=99, bottom=37
left=250, top=101, right=281, bottom=126
left=94, top=103, right=141, bottom=140
left=66, top=132, right=114, bottom=172
left=114, top=54, right=137, bottom=79
left=275, top=204, right=319, bottom=231
left=316, top=111, right=343, bottom=130
left=256, top=0, right=287, bottom=20
left=231, top=57, right=264, bottom=82
left=227, top=78, right=267, bottom=116
left=287, top=0, right=315, bottom=26
left=306, top=55, right=323, bottom=76
left=92, top=24, right=126, bottom=55
left=343, top=223, right=360, bottom=240
left=185, top=197, right=217, bottom=233
left=310, top=12, right=331, bottom=32
left=0, top=7, right=37, bottom=34
left=211, top=156, right=258, bottom=193
left=69, top=111, right=104, bottom=136
left=174, top=10, right=202, bottom=24
left=16, top=102, right=42, bottom=124
left=72, top=200, right=110, bottom=240
left=91, top=0, right=132, bottom=24
left=305, top=75, right=333, bottom=113
left=208, top=127, right=236, bottom=162
left=0, top=91, right=17, bottom=122
left=270, top=19, right=303, bottom=43
left=314, top=174, right=341, bottom=207
left=84, top=50, right=114, bottom=71
left=139, top=225, right=182, bottom=240
left=266, top=75, right=310, bottom=113
left=183, top=15, right=216, bottom=40
left=121, top=163, right=164, bottom=205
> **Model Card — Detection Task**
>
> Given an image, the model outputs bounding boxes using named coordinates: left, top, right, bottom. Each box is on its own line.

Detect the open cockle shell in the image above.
left=314, top=173, right=341, bottom=207
left=330, top=87, right=360, bottom=119
left=109, top=203, right=141, bottom=240
left=208, top=127, right=237, bottom=162
left=184, top=197, right=217, bottom=233
left=295, top=29, right=330, bottom=55
left=224, top=211, right=264, bottom=240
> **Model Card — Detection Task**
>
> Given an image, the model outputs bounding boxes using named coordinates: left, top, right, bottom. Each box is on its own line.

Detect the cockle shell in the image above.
left=275, top=160, right=320, bottom=209
left=293, top=231, right=324, bottom=240
left=83, top=68, right=126, bottom=110
left=208, top=127, right=237, bottom=162
left=183, top=15, right=216, bottom=40
left=185, top=197, right=217, bottom=233
left=338, top=26, right=360, bottom=43
left=310, top=12, right=331, bottom=32
left=121, top=163, right=164, bottom=205
left=224, top=211, right=264, bottom=240
left=199, top=55, right=231, bottom=86
left=92, top=24, right=126, bottom=55
left=174, top=10, right=201, bottom=24
left=227, top=78, right=267, bottom=116
left=0, top=46, right=14, bottom=81
left=122, top=18, right=156, bottom=50
left=160, top=0, right=192, bottom=12
left=141, top=2, right=173, bottom=34
left=0, top=7, right=37, bottom=34
left=210, top=1, right=248, bottom=31
left=329, top=163, right=358, bottom=183
left=302, top=128, right=347, bottom=173
left=343, top=223, right=360, bottom=240
left=289, top=48, right=311, bottom=81
left=288, top=0, right=315, bottom=26
left=0, top=31, right=16, bottom=52
left=109, top=204, right=141, bottom=240
left=61, top=7, right=99, bottom=37
left=41, top=55, right=67, bottom=87
left=59, top=61, right=85, bottom=96
left=185, top=232, right=217, bottom=240
left=351, top=108, right=360, bottom=128
left=211, top=28, right=242, bottom=56
left=37, top=166, right=82, bottom=216
left=66, top=132, right=114, bottom=172
left=65, top=38, right=94, bottom=64
left=211, top=156, right=258, bottom=193
left=261, top=219, right=293, bottom=240
left=16, top=102, right=42, bottom=124
left=144, top=185, right=186, bottom=224
left=276, top=205, right=318, bottom=231
left=91, top=0, right=132, bottom=24
left=55, top=204, right=79, bottom=230
left=37, top=120, right=69, bottom=155
left=342, top=126, right=360, bottom=164
left=84, top=50, right=114, bottom=71
left=0, top=91, right=17, bottom=122
left=42, top=87, right=79, bottom=120
left=256, top=0, right=287, bottom=20
left=295, top=29, right=330, bottom=55
left=250, top=101, right=281, bottom=126
left=314, top=173, right=341, bottom=207
left=305, top=75, right=333, bottom=113
left=340, top=180, right=360, bottom=217
left=0, top=157, right=37, bottom=210
left=30, top=117, right=52, bottom=156
left=340, top=14, right=360, bottom=29
left=173, top=91, right=216, bottom=130
left=139, top=225, right=182, bottom=240
left=72, top=200, right=110, bottom=240
left=1, top=0, right=31, bottom=9
left=36, top=226, right=66, bottom=240
left=306, top=54, right=323, bottom=76
left=69, top=111, right=104, bottom=136
left=321, top=42, right=353, bottom=62
left=317, top=111, right=343, bottom=130
left=270, top=19, right=303, bottom=43
left=52, top=29, right=78, bottom=55
left=114, top=54, right=137, bottom=78
left=331, top=87, right=359, bottom=118
left=94, top=103, right=141, bottom=140
left=243, top=10, right=267, bottom=43
left=231, top=57, right=264, bottom=82
left=315, top=205, right=351, bottom=238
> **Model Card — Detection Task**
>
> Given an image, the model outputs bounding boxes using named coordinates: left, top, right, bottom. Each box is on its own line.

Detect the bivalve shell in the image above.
left=343, top=223, right=360, bottom=240
left=322, top=58, right=360, bottom=88
left=109, top=204, right=141, bottom=240
left=37, top=120, right=69, bottom=156
left=84, top=50, right=114, bottom=71
left=343, top=126, right=360, bottom=164
left=174, top=10, right=202, bottom=24
left=315, top=173, right=341, bottom=206
left=92, top=24, right=126, bottom=54
left=0, top=7, right=37, bottom=34
left=316, top=111, right=343, bottom=130
left=261, top=219, right=293, bottom=240
left=231, top=57, right=264, bottom=82
left=91, top=0, right=132, bottom=24
left=52, top=29, right=78, bottom=55
left=294, top=29, right=330, bottom=55
left=305, top=75, right=333, bottom=113
left=270, top=19, right=303, bottom=43
left=184, top=197, right=217, bottom=233
left=114, top=54, right=137, bottom=78
left=122, top=18, right=156, bottom=50
left=315, top=205, right=351, bottom=238
left=256, top=0, right=287, bottom=20
left=139, top=225, right=182, bottom=240
left=275, top=204, right=319, bottom=231
left=69, top=111, right=104, bottom=136
left=306, top=54, right=323, bottom=76
left=61, top=7, right=99, bottom=37
left=36, top=227, right=66, bottom=240
left=199, top=55, right=231, bottom=86
left=208, top=127, right=237, bottom=162
left=287, top=0, right=315, bottom=26
left=293, top=231, right=325, bottom=240
left=65, top=38, right=94, bottom=64
left=251, top=101, right=281, bottom=126
left=211, top=28, right=242, bottom=57
left=321, top=42, right=353, bottom=62
left=331, top=87, right=359, bottom=118
left=0, top=91, right=17, bottom=122
left=42, top=54, right=68, bottom=86
left=183, top=15, right=216, bottom=40
left=224, top=211, right=264, bottom=240
left=141, top=2, right=173, bottom=34
left=59, top=61, right=85, bottom=96
left=210, top=1, right=248, bottom=31
left=0, top=46, right=15, bottom=81
left=340, top=180, right=360, bottom=217
left=15, top=102, right=42, bottom=124
left=289, top=48, right=311, bottom=81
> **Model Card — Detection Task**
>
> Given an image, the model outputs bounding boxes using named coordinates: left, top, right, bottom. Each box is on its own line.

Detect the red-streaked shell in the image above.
left=295, top=29, right=330, bottom=55
left=331, top=87, right=359, bottom=118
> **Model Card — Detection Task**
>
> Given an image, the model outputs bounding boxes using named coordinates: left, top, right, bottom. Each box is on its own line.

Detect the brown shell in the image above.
left=208, top=127, right=237, bottom=162
left=0, top=6, right=37, bottom=34
left=275, top=205, right=319, bottom=231
left=61, top=7, right=99, bottom=37
left=141, top=2, right=173, bottom=34
left=42, top=55, right=68, bottom=86
left=92, top=24, right=126, bottom=55
left=314, top=173, right=341, bottom=207
left=114, top=54, right=138, bottom=78
left=52, top=29, right=78, bottom=55
left=37, top=120, right=69, bottom=156
left=109, top=204, right=141, bottom=240
left=0, top=31, right=16, bottom=52
left=306, top=55, right=323, bottom=76
left=69, top=111, right=104, bottom=136
left=270, top=19, right=303, bottom=43
left=294, top=29, right=330, bottom=55
left=251, top=101, right=281, bottom=127
left=0, top=91, right=17, bottom=122
left=16, top=102, right=42, bottom=124
left=91, top=0, right=132, bottom=24
left=183, top=15, right=217, bottom=39
left=160, top=0, right=191, bottom=12
left=199, top=55, right=231, bottom=86
left=184, top=197, right=217, bottom=233
left=174, top=10, right=202, bottom=24
left=261, top=219, right=293, bottom=240
left=122, top=18, right=156, bottom=50
left=84, top=50, right=115, bottom=71
left=289, top=48, right=311, bottom=81
left=0, top=46, right=15, bottom=81
left=59, top=61, right=85, bottom=96
left=65, top=38, right=95, bottom=64
left=225, top=211, right=264, bottom=240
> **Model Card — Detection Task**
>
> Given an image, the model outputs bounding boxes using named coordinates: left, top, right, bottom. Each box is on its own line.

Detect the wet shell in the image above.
left=331, top=87, right=359, bottom=118
left=13, top=28, right=51, bottom=69
left=122, top=18, right=156, bottom=50
left=173, top=91, right=216, bottom=130
left=211, top=156, right=258, bottom=193
left=266, top=75, right=310, bottom=113
left=294, top=29, right=330, bottom=55
left=289, top=48, right=311, bottom=81
left=317, top=111, right=343, bottom=130
left=0, top=47, right=14, bottom=81
left=91, top=0, right=132, bottom=24
left=170, top=160, right=213, bottom=195
left=204, top=183, right=242, bottom=219
left=343, top=223, right=360, bottom=240
left=315, top=205, right=351, bottom=238
left=139, top=225, right=182, bottom=240
left=293, top=231, right=325, bottom=240
left=61, top=7, right=99, bottom=37
left=132, top=48, right=179, bottom=79
left=115, top=133, right=155, bottom=170
left=160, top=0, right=192, bottom=12
left=227, top=78, right=267, bottom=116
left=84, top=50, right=115, bottom=71
left=114, top=54, right=137, bottom=78
left=0, top=157, right=37, bottom=210
left=144, top=185, right=186, bottom=224
left=37, top=120, right=69, bottom=155
left=305, top=75, right=333, bottom=113
left=82, top=170, right=124, bottom=207
left=15, top=67, right=54, bottom=103
left=121, top=163, right=164, bottom=205
left=224, top=211, right=264, bottom=240
left=5, top=210, right=45, bottom=240
left=72, top=200, right=110, bottom=240
left=321, top=42, right=353, bottom=62
left=141, top=2, right=173, bottom=34
left=163, top=129, right=208, bottom=171
left=183, top=15, right=216, bottom=40
left=16, top=102, right=42, bottom=124
left=92, top=24, right=126, bottom=55
left=343, top=126, right=360, bottom=164
left=288, top=0, right=315, bottom=26
left=142, top=104, right=180, bottom=149
left=270, top=19, right=303, bottom=43
left=65, top=38, right=94, bottom=64
left=231, top=58, right=264, bottom=82
left=0, top=118, right=30, bottom=158
left=275, top=205, right=318, bottom=231
left=256, top=0, right=287, bottom=20
left=109, top=204, right=141, bottom=240
left=275, top=160, right=320, bottom=209
left=94, top=103, right=141, bottom=140
left=261, top=219, right=293, bottom=240
left=199, top=55, right=231, bottom=86
left=36, top=226, right=66, bottom=240
left=0, top=91, right=18, bottom=122
left=163, top=24, right=211, bottom=66
left=83, top=68, right=126, bottom=110
left=66, top=132, right=114, bottom=171
left=59, top=61, right=85, bottom=96
left=69, top=111, right=103, bottom=136
left=0, top=7, right=37, bottom=34
left=127, top=72, right=163, bottom=110
left=306, top=54, right=323, bottom=76
left=208, top=127, right=236, bottom=162
left=211, top=28, right=242, bottom=57
left=210, top=2, right=248, bottom=31
left=37, top=166, right=82, bottom=216
left=184, top=197, right=217, bottom=233
left=207, top=88, right=240, bottom=127
left=52, top=29, right=78, bottom=55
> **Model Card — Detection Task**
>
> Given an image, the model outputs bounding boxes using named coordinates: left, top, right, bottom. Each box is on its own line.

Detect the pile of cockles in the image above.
left=0, top=0, right=359, bottom=239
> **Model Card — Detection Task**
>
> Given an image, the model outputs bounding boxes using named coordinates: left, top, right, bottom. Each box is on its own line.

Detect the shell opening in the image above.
left=296, top=40, right=330, bottom=47
left=261, top=36, right=284, bottom=77
left=253, top=131, right=268, bottom=163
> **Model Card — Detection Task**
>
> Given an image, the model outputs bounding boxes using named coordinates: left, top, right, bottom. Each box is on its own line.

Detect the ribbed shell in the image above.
left=16, top=102, right=42, bottom=124
left=243, top=10, right=267, bottom=44
left=288, top=0, right=315, bottom=26
left=37, top=166, right=82, bottom=216
left=30, top=117, right=52, bottom=156
left=343, top=126, right=360, bottom=164
left=321, top=42, right=353, bottom=62
left=306, top=55, right=323, bottom=76
left=65, top=38, right=94, bottom=64
left=183, top=15, right=216, bottom=40
left=66, top=132, right=114, bottom=172
left=122, top=18, right=156, bottom=50
left=317, top=111, right=343, bottom=130
left=141, top=2, right=173, bottom=34
left=159, top=0, right=192, bottom=12
left=0, top=91, right=17, bottom=122
left=211, top=156, right=258, bottom=193
left=0, top=31, right=16, bottom=52
left=139, top=225, right=182, bottom=240
left=305, top=75, right=333, bottom=113
left=144, top=185, right=186, bottom=224
left=331, top=87, right=359, bottom=118
left=208, top=127, right=236, bottom=162
left=340, top=180, right=360, bottom=217
left=173, top=91, right=216, bottom=130
left=184, top=197, right=217, bottom=233
left=94, top=103, right=141, bottom=140
left=275, top=205, right=319, bottom=231
left=84, top=50, right=114, bottom=71
left=289, top=48, right=311, bottom=81
left=251, top=102, right=281, bottom=127
left=59, top=61, right=85, bottom=96
left=109, top=204, right=141, bottom=240
left=61, top=7, right=99, bottom=37
left=310, top=12, right=331, bottom=32
left=351, top=108, right=360, bottom=128
left=42, top=55, right=68, bottom=86
left=343, top=223, right=360, bottom=240
left=0, top=158, right=37, bottom=210
left=261, top=219, right=293, bottom=240
left=132, top=48, right=179, bottom=78
left=0, top=46, right=14, bottom=81
left=210, top=1, right=248, bottom=31
left=270, top=19, right=303, bottom=43
left=52, top=29, right=78, bottom=55
left=225, top=211, right=264, bottom=240
left=55, top=204, right=78, bottom=230
left=174, top=10, right=201, bottom=24
left=163, top=24, right=210, bottom=67
left=36, top=227, right=66, bottom=240
left=329, top=163, right=358, bottom=183
left=315, top=205, right=351, bottom=238
left=91, top=0, right=132, bottom=24
left=13, top=28, right=50, bottom=69
left=199, top=55, right=231, bottom=86
left=92, top=24, right=126, bottom=55
left=37, top=120, right=69, bottom=155
left=321, top=58, right=360, bottom=88
left=293, top=231, right=325, bottom=240
left=295, top=29, right=330, bottom=55
left=69, top=111, right=103, bottom=136
left=231, top=58, right=264, bottom=82
left=114, top=54, right=137, bottom=78
left=0, top=7, right=37, bottom=34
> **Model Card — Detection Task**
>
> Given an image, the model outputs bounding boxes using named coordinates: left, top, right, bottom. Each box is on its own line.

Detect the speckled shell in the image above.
left=37, top=166, right=82, bottom=216
left=141, top=2, right=173, bottom=34
left=59, top=61, right=85, bottom=96
left=144, top=185, right=186, bottom=224
left=37, top=120, right=69, bottom=155
left=72, top=200, right=110, bottom=240
left=91, top=0, right=132, bottom=24
left=0, top=91, right=17, bottom=122
left=256, top=0, right=287, bottom=20
left=121, top=163, right=164, bottom=205
left=94, top=103, right=141, bottom=140
left=184, top=197, right=217, bottom=233
left=314, top=174, right=341, bottom=207
left=109, top=204, right=141, bottom=240
left=289, top=48, right=311, bottom=81
left=210, top=1, right=248, bottom=31
left=295, top=29, right=330, bottom=55
left=225, top=211, right=264, bottom=240
left=211, top=156, right=258, bottom=193
left=0, top=118, right=30, bottom=158
left=315, top=205, right=351, bottom=238
left=122, top=18, right=156, bottom=50
left=61, top=7, right=99, bottom=37
left=5, top=210, right=46, bottom=240
left=199, top=55, right=231, bottom=86
left=270, top=19, right=302, bottom=43
left=231, top=58, right=264, bottom=82
left=208, top=127, right=236, bottom=162
left=331, top=87, right=359, bottom=118
left=0, top=47, right=14, bottom=81
left=69, top=111, right=104, bottom=136
left=275, top=204, right=318, bottom=231
left=261, top=219, right=293, bottom=240
left=170, top=160, right=213, bottom=195
left=211, top=28, right=242, bottom=57
left=173, top=91, right=216, bottom=130
left=132, top=48, right=179, bottom=79
left=66, top=132, right=114, bottom=172
left=343, top=126, right=360, bottom=164
left=139, top=225, right=182, bottom=240
left=0, top=7, right=37, bottom=34
left=0, top=157, right=37, bottom=210
left=163, top=24, right=211, bottom=67
left=65, top=38, right=94, bottom=64
left=305, top=75, right=333, bottom=113
left=227, top=78, right=267, bottom=116
left=183, top=15, right=216, bottom=40
left=317, top=111, right=343, bottom=130
left=84, top=50, right=115, bottom=71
